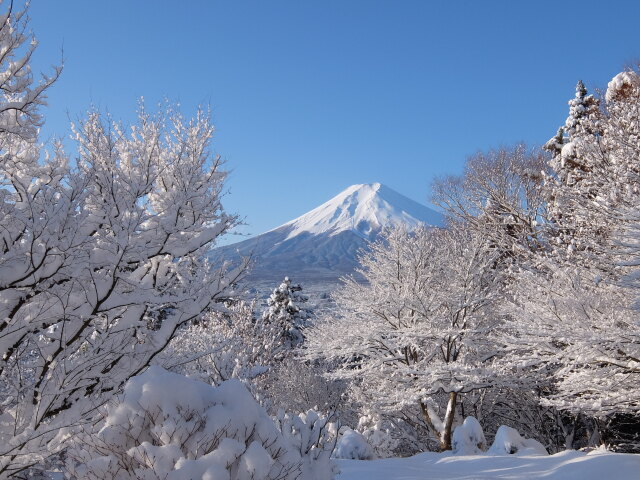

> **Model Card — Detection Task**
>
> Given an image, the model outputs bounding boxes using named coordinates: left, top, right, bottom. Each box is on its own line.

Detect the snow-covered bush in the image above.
left=487, top=426, right=548, bottom=456
left=452, top=417, right=486, bottom=455
left=355, top=411, right=398, bottom=458
left=333, top=429, right=374, bottom=460
left=67, top=367, right=337, bottom=480
left=274, top=408, right=339, bottom=480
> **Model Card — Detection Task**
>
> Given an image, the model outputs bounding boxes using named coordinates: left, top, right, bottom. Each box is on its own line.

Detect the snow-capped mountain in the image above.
left=211, top=183, right=442, bottom=282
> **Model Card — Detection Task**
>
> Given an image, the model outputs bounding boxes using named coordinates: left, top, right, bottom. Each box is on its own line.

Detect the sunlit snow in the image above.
left=279, top=182, right=443, bottom=240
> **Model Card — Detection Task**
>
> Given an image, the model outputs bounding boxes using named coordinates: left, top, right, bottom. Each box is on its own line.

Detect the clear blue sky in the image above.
left=27, top=0, right=640, bottom=243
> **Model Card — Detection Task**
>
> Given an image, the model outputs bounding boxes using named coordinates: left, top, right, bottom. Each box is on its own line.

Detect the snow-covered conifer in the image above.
left=261, top=277, right=311, bottom=358
left=543, top=80, right=610, bottom=259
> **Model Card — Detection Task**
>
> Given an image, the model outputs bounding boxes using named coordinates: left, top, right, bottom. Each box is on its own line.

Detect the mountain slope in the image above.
left=211, top=183, right=442, bottom=282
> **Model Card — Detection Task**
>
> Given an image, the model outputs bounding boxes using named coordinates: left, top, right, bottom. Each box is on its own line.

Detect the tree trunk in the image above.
left=440, top=391, right=458, bottom=451
left=419, top=400, right=438, bottom=434
left=419, top=392, right=459, bottom=451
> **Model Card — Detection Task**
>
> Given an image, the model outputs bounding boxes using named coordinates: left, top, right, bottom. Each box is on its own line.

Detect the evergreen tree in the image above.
left=261, top=277, right=311, bottom=358
left=544, top=80, right=606, bottom=257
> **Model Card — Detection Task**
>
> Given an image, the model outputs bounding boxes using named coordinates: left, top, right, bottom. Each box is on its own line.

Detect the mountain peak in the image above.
left=279, top=182, right=441, bottom=240
left=211, top=183, right=442, bottom=283
left=344, top=182, right=381, bottom=192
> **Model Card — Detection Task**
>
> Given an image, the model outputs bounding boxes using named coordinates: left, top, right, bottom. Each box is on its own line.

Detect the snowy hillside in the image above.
left=211, top=183, right=442, bottom=282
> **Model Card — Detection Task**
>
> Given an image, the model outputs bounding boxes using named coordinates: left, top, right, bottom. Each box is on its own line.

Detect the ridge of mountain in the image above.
left=211, top=183, right=443, bottom=283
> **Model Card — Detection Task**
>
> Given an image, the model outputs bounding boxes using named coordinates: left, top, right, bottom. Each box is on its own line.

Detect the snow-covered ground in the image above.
left=336, top=450, right=640, bottom=480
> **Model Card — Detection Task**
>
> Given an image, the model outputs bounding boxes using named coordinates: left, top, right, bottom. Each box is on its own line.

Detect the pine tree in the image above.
left=261, top=277, right=310, bottom=357
left=544, top=80, right=606, bottom=258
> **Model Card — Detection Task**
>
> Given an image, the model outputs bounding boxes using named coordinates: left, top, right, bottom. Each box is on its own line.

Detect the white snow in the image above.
left=276, top=183, right=442, bottom=240
left=68, top=367, right=335, bottom=480
left=487, top=425, right=548, bottom=456
left=606, top=71, right=640, bottom=101
left=451, top=416, right=486, bottom=455
left=333, top=429, right=375, bottom=460
left=336, top=450, right=640, bottom=480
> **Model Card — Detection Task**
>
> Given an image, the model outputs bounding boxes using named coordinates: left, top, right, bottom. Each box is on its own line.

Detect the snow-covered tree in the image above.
left=161, top=300, right=275, bottom=387
left=502, top=234, right=639, bottom=418
left=0, top=2, right=60, bottom=143
left=305, top=225, right=505, bottom=451
left=0, top=103, right=242, bottom=476
left=261, top=277, right=311, bottom=359
left=431, top=145, right=549, bottom=260
left=429, top=145, right=582, bottom=450
left=543, top=79, right=609, bottom=260
left=543, top=74, right=640, bottom=275
left=263, top=358, right=347, bottom=417
left=0, top=29, right=242, bottom=472
left=598, top=70, right=640, bottom=287
left=513, top=71, right=640, bottom=423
